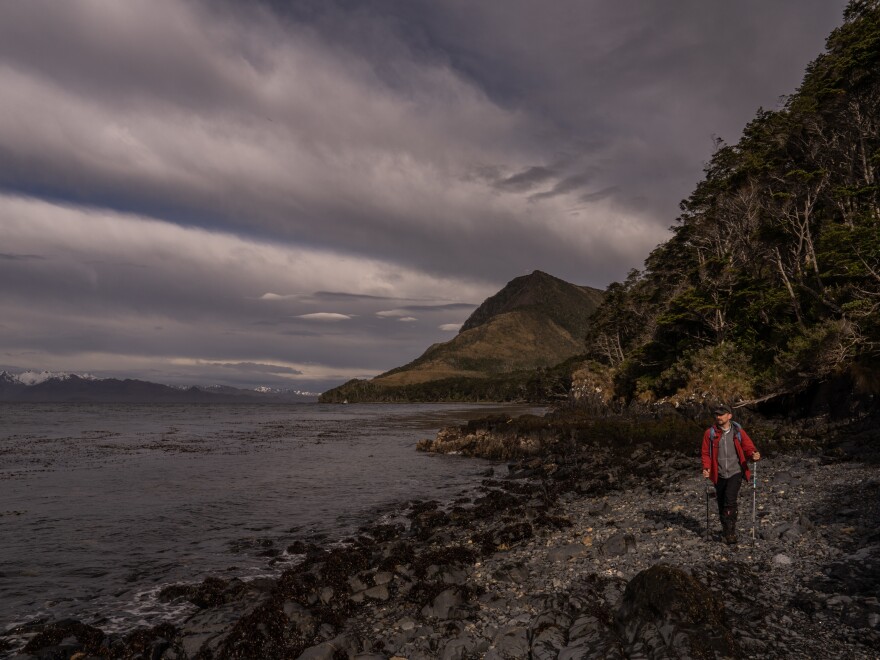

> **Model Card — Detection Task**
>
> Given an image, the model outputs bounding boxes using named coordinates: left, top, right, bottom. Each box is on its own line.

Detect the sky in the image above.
left=0, top=0, right=849, bottom=392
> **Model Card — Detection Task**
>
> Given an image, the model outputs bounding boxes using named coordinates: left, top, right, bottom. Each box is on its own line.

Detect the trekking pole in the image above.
left=706, top=486, right=710, bottom=541
left=751, top=461, right=757, bottom=541
left=705, top=484, right=713, bottom=542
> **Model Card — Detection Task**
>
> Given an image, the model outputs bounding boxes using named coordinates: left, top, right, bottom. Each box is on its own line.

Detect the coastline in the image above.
left=4, top=412, right=879, bottom=659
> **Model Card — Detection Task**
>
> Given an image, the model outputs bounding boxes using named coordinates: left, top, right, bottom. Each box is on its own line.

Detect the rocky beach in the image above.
left=4, top=406, right=879, bottom=660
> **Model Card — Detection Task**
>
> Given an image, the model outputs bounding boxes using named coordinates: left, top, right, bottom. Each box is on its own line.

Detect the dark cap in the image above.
left=712, top=404, right=732, bottom=415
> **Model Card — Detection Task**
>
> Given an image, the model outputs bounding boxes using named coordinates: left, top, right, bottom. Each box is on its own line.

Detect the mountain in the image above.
left=459, top=270, right=604, bottom=336
left=0, top=371, right=318, bottom=403
left=376, top=271, right=603, bottom=385
left=321, top=271, right=604, bottom=401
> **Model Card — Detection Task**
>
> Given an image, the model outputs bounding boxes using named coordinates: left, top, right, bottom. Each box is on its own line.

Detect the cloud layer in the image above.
left=0, top=0, right=847, bottom=389
left=0, top=195, right=489, bottom=389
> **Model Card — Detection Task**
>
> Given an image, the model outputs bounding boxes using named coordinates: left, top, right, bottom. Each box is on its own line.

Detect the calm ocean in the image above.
left=0, top=402, right=542, bottom=633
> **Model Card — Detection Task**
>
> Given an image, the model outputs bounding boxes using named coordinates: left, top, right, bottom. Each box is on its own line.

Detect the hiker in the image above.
left=701, top=404, right=761, bottom=544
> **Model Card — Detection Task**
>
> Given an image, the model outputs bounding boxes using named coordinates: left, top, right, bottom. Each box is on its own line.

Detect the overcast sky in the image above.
left=0, top=0, right=848, bottom=391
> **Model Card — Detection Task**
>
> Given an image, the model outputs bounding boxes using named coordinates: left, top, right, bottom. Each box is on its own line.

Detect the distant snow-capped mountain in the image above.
left=253, top=385, right=319, bottom=396
left=0, top=371, right=317, bottom=403
left=203, top=383, right=320, bottom=398
left=10, top=370, right=99, bottom=386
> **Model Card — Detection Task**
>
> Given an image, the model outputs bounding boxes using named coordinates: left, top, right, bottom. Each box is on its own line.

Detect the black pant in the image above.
left=715, top=472, right=742, bottom=515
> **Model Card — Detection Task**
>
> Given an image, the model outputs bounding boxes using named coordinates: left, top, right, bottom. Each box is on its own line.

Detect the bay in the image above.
left=0, top=402, right=542, bottom=632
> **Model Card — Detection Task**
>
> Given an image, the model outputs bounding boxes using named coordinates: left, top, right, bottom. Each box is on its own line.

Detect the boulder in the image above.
left=616, top=564, right=738, bottom=658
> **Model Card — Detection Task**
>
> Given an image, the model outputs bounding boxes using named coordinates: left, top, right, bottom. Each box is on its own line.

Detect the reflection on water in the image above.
left=0, top=402, right=542, bottom=631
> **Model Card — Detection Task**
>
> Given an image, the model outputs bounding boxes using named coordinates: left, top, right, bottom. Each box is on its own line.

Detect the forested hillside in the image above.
left=581, top=0, right=880, bottom=406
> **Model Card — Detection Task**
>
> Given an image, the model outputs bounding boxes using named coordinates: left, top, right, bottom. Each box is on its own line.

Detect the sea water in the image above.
left=0, top=402, right=542, bottom=632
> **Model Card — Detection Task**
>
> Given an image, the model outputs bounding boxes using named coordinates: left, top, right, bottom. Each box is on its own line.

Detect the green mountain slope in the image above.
left=460, top=270, right=604, bottom=336
left=375, top=271, right=603, bottom=386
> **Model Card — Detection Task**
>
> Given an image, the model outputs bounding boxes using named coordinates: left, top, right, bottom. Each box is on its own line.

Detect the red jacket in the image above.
left=701, top=422, right=757, bottom=484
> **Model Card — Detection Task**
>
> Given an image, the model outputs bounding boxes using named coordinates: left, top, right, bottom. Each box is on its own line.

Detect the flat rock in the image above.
left=600, top=532, right=636, bottom=557
left=547, top=543, right=588, bottom=562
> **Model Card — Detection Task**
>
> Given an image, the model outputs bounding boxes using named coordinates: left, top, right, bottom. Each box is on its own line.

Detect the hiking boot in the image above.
left=721, top=506, right=738, bottom=544
left=724, top=507, right=739, bottom=544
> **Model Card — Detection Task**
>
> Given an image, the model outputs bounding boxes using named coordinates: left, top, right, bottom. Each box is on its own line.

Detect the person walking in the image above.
left=701, top=404, right=761, bottom=544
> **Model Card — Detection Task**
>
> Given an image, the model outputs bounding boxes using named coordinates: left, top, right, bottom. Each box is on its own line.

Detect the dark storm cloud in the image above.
left=495, top=166, right=558, bottom=192
left=0, top=253, right=45, bottom=261
left=579, top=187, right=620, bottom=204
left=2, top=0, right=845, bottom=287
left=279, top=330, right=323, bottom=337
left=311, top=291, right=407, bottom=302
left=378, top=0, right=848, bottom=218
left=396, top=303, right=477, bottom=313
left=0, top=0, right=849, bottom=388
left=209, top=362, right=304, bottom=375
left=529, top=173, right=597, bottom=202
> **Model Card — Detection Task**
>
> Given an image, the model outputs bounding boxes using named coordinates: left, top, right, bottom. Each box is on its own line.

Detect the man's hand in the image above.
left=702, top=468, right=710, bottom=479
left=752, top=451, right=761, bottom=461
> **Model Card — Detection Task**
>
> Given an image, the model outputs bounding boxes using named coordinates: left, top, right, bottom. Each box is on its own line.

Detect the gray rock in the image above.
left=826, top=594, right=852, bottom=608
left=440, top=566, right=469, bottom=584
left=179, top=599, right=259, bottom=658
left=400, top=649, right=436, bottom=660
left=568, top=614, right=605, bottom=643
left=773, top=553, right=793, bottom=565
left=397, top=617, right=417, bottom=631
left=387, top=626, right=420, bottom=651
left=364, top=584, right=390, bottom=601
left=348, top=576, right=368, bottom=592
left=739, top=635, right=768, bottom=653
left=562, top=607, right=620, bottom=658
left=485, top=625, right=529, bottom=659
left=530, top=617, right=568, bottom=660
left=763, top=521, right=805, bottom=541
left=297, top=634, right=352, bottom=660
left=373, top=571, right=394, bottom=585
left=494, top=563, right=529, bottom=582
left=797, top=513, right=815, bottom=531
left=441, top=634, right=475, bottom=660
left=564, top=637, right=626, bottom=659
left=548, top=543, right=588, bottom=562
left=296, top=642, right=337, bottom=660
left=600, top=532, right=636, bottom=557
left=421, top=588, right=468, bottom=620
left=283, top=600, right=316, bottom=636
